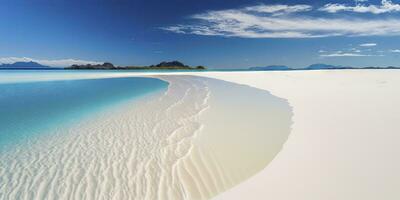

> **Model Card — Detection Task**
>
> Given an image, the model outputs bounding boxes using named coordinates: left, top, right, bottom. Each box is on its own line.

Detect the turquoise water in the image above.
left=0, top=77, right=167, bottom=150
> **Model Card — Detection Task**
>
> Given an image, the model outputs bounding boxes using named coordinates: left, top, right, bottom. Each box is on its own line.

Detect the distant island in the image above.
left=249, top=63, right=400, bottom=71
left=65, top=61, right=206, bottom=70
left=0, top=61, right=52, bottom=69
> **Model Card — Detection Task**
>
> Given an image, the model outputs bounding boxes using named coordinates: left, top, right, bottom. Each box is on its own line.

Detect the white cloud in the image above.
left=389, top=49, right=400, bottom=52
left=360, top=43, right=377, bottom=47
left=163, top=6, right=400, bottom=38
left=245, top=4, right=312, bottom=16
left=319, top=46, right=385, bottom=57
left=0, top=57, right=102, bottom=67
left=320, top=4, right=350, bottom=13
left=350, top=48, right=362, bottom=52
left=162, top=26, right=187, bottom=34
left=320, top=53, right=378, bottom=57
left=320, top=0, right=400, bottom=14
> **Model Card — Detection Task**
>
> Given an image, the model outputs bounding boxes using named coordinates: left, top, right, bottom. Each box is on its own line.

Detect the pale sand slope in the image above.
left=188, top=70, right=400, bottom=200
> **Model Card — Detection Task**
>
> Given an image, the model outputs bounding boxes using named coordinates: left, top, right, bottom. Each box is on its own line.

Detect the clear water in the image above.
left=0, top=76, right=168, bottom=150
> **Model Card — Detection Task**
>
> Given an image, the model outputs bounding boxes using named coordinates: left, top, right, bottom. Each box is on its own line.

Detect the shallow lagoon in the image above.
left=0, top=77, right=167, bottom=150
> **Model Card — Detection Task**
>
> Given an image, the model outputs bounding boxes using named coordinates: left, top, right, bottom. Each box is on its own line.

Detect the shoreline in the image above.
left=0, top=75, right=291, bottom=199
left=156, top=76, right=292, bottom=199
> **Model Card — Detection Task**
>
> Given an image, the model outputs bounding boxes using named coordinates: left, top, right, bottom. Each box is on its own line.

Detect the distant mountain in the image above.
left=249, top=65, right=291, bottom=71
left=67, top=62, right=116, bottom=70
left=155, top=61, right=187, bottom=68
left=0, top=61, right=51, bottom=69
left=305, top=64, right=354, bottom=70
left=362, top=66, right=400, bottom=69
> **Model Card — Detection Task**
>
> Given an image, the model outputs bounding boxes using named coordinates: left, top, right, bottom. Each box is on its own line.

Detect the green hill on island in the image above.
left=66, top=61, right=206, bottom=70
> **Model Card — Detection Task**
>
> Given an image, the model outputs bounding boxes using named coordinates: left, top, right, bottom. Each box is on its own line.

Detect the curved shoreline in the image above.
left=0, top=75, right=292, bottom=199
left=156, top=76, right=292, bottom=199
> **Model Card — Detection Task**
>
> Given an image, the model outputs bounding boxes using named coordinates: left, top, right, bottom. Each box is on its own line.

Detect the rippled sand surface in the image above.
left=0, top=76, right=292, bottom=200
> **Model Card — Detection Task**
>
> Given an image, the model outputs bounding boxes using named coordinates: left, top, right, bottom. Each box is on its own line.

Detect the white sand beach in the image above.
left=192, top=70, right=400, bottom=200
left=5, top=0, right=400, bottom=198
left=1, top=70, right=399, bottom=200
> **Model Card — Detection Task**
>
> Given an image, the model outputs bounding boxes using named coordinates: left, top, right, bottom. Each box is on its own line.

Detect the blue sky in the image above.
left=1, top=0, right=400, bottom=68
